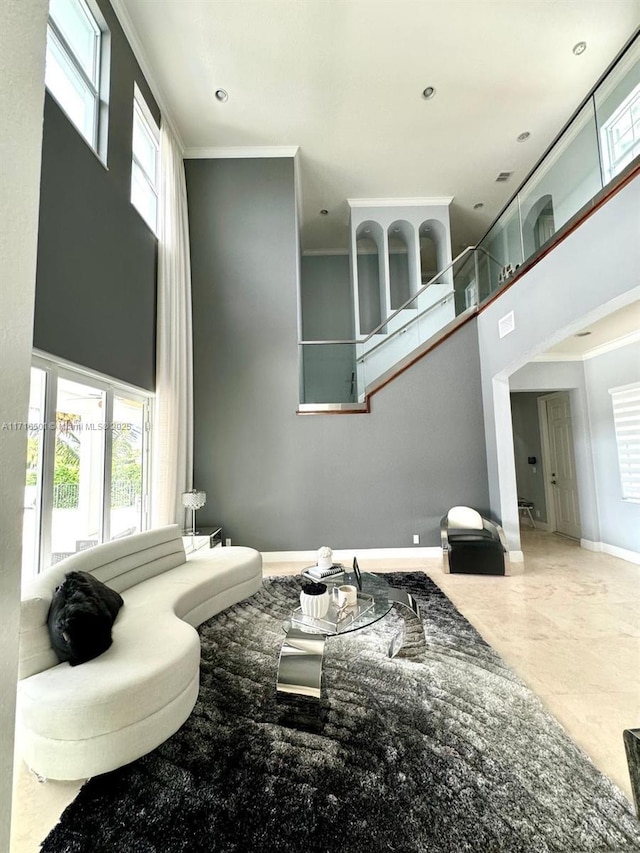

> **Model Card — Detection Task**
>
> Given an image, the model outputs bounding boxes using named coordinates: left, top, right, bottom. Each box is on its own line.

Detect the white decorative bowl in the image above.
left=317, top=556, right=333, bottom=570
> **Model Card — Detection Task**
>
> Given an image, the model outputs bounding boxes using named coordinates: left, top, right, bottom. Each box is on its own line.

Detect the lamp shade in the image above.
left=181, top=490, right=206, bottom=511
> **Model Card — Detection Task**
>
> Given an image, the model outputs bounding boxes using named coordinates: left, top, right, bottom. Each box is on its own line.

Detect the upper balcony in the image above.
left=298, top=32, right=640, bottom=414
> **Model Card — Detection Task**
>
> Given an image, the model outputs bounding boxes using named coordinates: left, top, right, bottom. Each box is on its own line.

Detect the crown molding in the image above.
left=347, top=196, right=454, bottom=208
left=533, top=329, right=640, bottom=363
left=109, top=0, right=185, bottom=152
left=184, top=146, right=299, bottom=159
left=532, top=353, right=583, bottom=362
left=583, top=329, right=640, bottom=360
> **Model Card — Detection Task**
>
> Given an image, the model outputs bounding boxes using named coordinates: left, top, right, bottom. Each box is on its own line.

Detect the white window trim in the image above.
left=46, top=0, right=106, bottom=156
left=609, top=381, right=640, bottom=503
left=600, top=82, right=640, bottom=184
left=132, top=83, right=160, bottom=233
left=30, top=351, right=154, bottom=574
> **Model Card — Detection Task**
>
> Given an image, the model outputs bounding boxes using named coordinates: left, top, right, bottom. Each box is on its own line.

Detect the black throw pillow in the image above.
left=47, top=571, right=124, bottom=666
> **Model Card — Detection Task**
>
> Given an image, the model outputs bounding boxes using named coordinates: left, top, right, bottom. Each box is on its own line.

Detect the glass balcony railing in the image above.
left=299, top=32, right=640, bottom=407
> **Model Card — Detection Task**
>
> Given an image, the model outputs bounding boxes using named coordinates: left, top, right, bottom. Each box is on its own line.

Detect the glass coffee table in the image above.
left=276, top=571, right=421, bottom=700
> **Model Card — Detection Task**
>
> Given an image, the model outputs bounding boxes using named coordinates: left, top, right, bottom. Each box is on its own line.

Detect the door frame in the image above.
left=537, top=390, right=581, bottom=538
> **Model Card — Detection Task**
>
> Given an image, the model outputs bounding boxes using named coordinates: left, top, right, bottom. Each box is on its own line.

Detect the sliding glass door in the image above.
left=22, top=356, right=152, bottom=583
left=50, top=377, right=106, bottom=564
left=110, top=395, right=146, bottom=540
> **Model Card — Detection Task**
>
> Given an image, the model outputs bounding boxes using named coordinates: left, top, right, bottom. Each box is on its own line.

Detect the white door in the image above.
left=543, top=392, right=581, bottom=539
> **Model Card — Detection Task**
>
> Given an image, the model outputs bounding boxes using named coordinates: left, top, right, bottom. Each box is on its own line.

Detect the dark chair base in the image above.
left=448, top=548, right=506, bottom=575
left=441, top=509, right=510, bottom=576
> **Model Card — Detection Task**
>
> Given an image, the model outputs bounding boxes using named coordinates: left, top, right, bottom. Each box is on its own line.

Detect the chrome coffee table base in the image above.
left=385, top=588, right=421, bottom=658
left=277, top=629, right=327, bottom=700
left=276, top=580, right=422, bottom=701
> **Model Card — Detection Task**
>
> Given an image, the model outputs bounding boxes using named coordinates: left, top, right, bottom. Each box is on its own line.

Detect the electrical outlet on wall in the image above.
left=413, top=534, right=420, bottom=545
left=225, top=538, right=231, bottom=546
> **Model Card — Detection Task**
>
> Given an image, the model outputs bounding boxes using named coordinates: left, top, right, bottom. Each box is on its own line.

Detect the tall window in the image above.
left=22, top=356, right=153, bottom=585
left=45, top=0, right=106, bottom=153
left=600, top=83, right=640, bottom=183
left=609, top=382, right=640, bottom=502
left=131, top=85, right=160, bottom=233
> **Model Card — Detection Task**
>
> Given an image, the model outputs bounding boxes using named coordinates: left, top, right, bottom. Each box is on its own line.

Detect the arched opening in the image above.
left=522, top=194, right=555, bottom=258
left=387, top=221, right=412, bottom=309
left=419, top=220, right=447, bottom=283
left=356, top=221, right=384, bottom=335
left=534, top=198, right=555, bottom=251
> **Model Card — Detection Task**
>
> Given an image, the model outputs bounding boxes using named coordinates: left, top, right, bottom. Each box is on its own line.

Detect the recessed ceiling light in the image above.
left=422, top=86, right=436, bottom=100
left=473, top=202, right=484, bottom=210
left=319, top=209, right=328, bottom=215
left=214, top=88, right=229, bottom=102
left=575, top=330, right=592, bottom=337
left=572, top=41, right=587, bottom=56
left=517, top=131, right=531, bottom=142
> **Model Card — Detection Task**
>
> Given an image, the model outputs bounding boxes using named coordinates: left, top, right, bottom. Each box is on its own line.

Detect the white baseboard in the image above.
left=580, top=539, right=640, bottom=565
left=261, top=545, right=523, bottom=566
left=261, top=547, right=442, bottom=564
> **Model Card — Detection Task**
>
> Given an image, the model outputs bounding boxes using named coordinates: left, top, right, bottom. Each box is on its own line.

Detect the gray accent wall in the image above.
left=300, top=254, right=355, bottom=403
left=33, top=0, right=159, bottom=390
left=301, top=254, right=353, bottom=340
left=186, top=157, right=490, bottom=550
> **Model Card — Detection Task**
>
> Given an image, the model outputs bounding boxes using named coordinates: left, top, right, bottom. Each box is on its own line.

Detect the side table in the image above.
left=182, top=526, right=223, bottom=554
left=196, top=526, right=223, bottom=547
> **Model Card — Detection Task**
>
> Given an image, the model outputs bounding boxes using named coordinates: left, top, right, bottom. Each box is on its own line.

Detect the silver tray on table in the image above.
left=291, top=593, right=375, bottom=635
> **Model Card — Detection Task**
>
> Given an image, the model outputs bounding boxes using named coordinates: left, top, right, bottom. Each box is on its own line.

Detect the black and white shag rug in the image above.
left=41, top=573, right=640, bottom=853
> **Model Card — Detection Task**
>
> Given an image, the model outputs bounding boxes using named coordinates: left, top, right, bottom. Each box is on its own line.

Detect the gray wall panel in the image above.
left=301, top=254, right=353, bottom=340
left=33, top=0, right=158, bottom=390
left=187, top=157, right=489, bottom=550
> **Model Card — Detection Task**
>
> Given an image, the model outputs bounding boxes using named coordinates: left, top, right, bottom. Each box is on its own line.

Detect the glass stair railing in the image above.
left=298, top=246, right=510, bottom=408
left=298, top=32, right=640, bottom=410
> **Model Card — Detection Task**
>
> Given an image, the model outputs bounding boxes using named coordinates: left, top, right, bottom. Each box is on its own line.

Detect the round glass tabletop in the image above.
left=284, top=571, right=393, bottom=636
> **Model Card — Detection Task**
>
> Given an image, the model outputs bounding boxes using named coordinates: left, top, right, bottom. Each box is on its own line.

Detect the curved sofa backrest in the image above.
left=19, top=525, right=186, bottom=679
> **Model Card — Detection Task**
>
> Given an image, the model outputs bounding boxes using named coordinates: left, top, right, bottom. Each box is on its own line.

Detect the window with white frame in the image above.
left=609, top=382, right=640, bottom=502
left=45, top=0, right=106, bottom=152
left=21, top=355, right=153, bottom=586
left=600, top=82, right=640, bottom=183
left=131, top=85, right=160, bottom=233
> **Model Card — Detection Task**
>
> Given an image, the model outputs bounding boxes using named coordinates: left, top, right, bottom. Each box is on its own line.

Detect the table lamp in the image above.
left=181, top=489, right=206, bottom=538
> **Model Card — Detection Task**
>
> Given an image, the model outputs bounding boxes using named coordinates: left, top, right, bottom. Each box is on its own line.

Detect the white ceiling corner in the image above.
left=119, top=0, right=638, bottom=255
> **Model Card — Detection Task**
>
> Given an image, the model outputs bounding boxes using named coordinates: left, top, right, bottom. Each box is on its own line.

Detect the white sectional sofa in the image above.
left=17, top=524, right=262, bottom=781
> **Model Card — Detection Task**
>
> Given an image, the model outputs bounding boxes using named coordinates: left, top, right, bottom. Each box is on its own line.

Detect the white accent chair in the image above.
left=440, top=506, right=510, bottom=575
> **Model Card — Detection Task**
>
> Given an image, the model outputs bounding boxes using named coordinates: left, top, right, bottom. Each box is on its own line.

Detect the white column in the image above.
left=0, top=1, right=48, bottom=848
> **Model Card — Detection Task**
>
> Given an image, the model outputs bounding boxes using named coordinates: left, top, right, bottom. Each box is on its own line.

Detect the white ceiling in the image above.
left=115, top=1, right=639, bottom=252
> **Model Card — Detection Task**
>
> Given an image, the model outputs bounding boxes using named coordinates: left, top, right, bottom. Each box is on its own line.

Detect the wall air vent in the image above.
left=495, top=171, right=514, bottom=183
